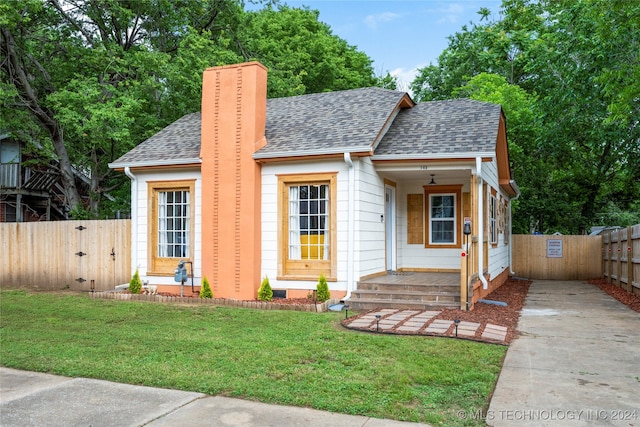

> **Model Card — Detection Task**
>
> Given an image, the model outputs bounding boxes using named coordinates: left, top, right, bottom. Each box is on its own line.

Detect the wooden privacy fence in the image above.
left=602, top=224, right=640, bottom=296
left=0, top=220, right=131, bottom=291
left=512, top=234, right=602, bottom=280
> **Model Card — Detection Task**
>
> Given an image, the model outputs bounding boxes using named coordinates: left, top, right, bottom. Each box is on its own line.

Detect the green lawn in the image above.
left=0, top=290, right=505, bottom=426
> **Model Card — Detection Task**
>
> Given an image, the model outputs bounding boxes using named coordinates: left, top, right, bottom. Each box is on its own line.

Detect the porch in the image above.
left=348, top=271, right=461, bottom=311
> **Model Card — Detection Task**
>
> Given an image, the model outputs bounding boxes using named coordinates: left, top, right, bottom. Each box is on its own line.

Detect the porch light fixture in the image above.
left=429, top=174, right=436, bottom=185
left=375, top=314, right=381, bottom=332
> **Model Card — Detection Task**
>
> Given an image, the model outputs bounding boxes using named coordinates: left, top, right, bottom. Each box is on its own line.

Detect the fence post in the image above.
left=615, top=229, right=622, bottom=287
left=627, top=226, right=633, bottom=292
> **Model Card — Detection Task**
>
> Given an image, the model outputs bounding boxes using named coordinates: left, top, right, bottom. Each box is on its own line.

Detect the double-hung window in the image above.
left=279, top=173, right=336, bottom=279
left=424, top=185, right=462, bottom=248
left=430, top=194, right=456, bottom=243
left=149, top=180, right=195, bottom=274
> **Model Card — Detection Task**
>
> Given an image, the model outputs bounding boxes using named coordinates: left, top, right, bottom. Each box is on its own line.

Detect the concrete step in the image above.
left=356, top=282, right=459, bottom=294
left=350, top=289, right=460, bottom=303
left=347, top=297, right=459, bottom=311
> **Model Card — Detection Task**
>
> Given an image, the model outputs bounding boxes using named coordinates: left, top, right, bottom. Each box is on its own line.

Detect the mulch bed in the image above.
left=431, top=278, right=531, bottom=344
left=341, top=278, right=531, bottom=345
left=588, top=278, right=640, bottom=313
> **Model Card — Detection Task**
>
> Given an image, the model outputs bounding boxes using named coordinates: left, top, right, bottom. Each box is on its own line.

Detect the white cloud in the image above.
left=364, top=12, right=401, bottom=30
left=435, top=3, right=464, bottom=24
left=390, top=64, right=427, bottom=96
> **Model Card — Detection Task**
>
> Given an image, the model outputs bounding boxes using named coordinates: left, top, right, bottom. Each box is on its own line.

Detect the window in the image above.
left=158, top=190, right=190, bottom=258
left=148, top=180, right=195, bottom=274
left=424, top=185, right=462, bottom=248
left=490, top=193, right=497, bottom=245
left=503, top=201, right=510, bottom=245
left=279, top=173, right=336, bottom=279
left=430, top=194, right=456, bottom=243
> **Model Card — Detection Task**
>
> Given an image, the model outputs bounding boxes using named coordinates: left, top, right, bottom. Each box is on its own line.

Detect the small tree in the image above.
left=129, top=269, right=142, bottom=294
left=200, top=277, right=213, bottom=299
left=258, top=276, right=273, bottom=301
left=316, top=273, right=330, bottom=302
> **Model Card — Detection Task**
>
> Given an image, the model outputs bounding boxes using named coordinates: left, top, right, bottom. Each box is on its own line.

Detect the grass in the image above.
left=0, top=290, right=506, bottom=426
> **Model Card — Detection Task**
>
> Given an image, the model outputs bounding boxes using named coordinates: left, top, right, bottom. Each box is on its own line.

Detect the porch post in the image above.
left=460, top=250, right=468, bottom=310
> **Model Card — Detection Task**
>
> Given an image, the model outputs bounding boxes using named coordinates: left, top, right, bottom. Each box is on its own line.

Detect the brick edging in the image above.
left=88, top=292, right=338, bottom=312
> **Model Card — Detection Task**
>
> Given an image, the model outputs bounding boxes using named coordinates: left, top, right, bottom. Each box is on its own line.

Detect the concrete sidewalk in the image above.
left=0, top=367, right=431, bottom=427
left=488, top=280, right=640, bottom=426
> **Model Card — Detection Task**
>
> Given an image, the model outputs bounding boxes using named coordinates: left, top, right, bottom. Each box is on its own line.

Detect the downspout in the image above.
left=344, top=152, right=355, bottom=298
left=509, top=180, right=521, bottom=275
left=124, top=167, right=137, bottom=278
left=476, top=158, right=489, bottom=289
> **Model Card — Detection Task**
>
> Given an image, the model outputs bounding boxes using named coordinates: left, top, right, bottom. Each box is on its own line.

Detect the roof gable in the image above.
left=373, top=99, right=502, bottom=159
left=254, top=87, right=413, bottom=159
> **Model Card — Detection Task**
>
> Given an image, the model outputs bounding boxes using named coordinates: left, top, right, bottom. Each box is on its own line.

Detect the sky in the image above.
left=259, top=0, right=503, bottom=91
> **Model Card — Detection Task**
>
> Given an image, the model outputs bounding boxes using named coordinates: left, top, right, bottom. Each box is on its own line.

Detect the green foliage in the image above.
left=316, top=274, right=330, bottom=302
left=242, top=5, right=376, bottom=97
left=200, top=277, right=213, bottom=299
left=129, top=269, right=142, bottom=294
left=410, top=0, right=640, bottom=233
left=258, top=276, right=273, bottom=301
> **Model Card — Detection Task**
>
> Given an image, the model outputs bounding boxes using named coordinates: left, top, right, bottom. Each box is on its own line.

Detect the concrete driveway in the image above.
left=488, top=280, right=640, bottom=426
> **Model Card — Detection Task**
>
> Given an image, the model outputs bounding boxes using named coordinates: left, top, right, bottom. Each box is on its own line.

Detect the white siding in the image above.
left=260, top=159, right=351, bottom=292
left=131, top=169, right=202, bottom=286
left=260, top=157, right=391, bottom=292
left=356, top=158, right=386, bottom=277
left=483, top=158, right=513, bottom=280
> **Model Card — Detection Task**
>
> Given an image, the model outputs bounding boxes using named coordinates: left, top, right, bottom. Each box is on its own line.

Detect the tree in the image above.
left=200, top=277, right=213, bottom=298
left=129, top=269, right=142, bottom=294
left=452, top=73, right=544, bottom=233
left=258, top=276, right=273, bottom=301
left=1, top=0, right=244, bottom=217
left=410, top=0, right=640, bottom=233
left=316, top=273, right=330, bottom=302
left=241, top=5, right=377, bottom=97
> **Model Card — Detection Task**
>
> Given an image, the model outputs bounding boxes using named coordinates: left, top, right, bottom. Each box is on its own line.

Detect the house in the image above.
left=0, top=134, right=87, bottom=222
left=109, top=62, right=519, bottom=310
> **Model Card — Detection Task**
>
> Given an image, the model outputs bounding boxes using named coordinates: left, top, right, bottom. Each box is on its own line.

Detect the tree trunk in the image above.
left=1, top=26, right=83, bottom=215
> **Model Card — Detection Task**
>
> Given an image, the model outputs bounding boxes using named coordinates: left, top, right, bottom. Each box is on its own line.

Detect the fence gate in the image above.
left=0, top=219, right=131, bottom=291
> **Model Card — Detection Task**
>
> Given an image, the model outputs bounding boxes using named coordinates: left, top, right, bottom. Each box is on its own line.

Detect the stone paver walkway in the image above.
left=343, top=308, right=508, bottom=344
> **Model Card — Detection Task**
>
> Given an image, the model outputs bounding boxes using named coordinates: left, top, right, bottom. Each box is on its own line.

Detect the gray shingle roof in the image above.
left=109, top=91, right=503, bottom=168
left=254, top=87, right=410, bottom=158
left=373, top=99, right=502, bottom=159
left=110, top=112, right=201, bottom=167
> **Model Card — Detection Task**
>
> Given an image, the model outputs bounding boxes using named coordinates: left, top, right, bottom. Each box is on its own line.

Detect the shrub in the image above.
left=129, top=269, right=142, bottom=294
left=200, top=277, right=213, bottom=299
left=316, top=273, right=330, bottom=302
left=258, top=276, right=273, bottom=301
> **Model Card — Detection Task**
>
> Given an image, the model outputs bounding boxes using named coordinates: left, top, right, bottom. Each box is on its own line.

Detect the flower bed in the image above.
left=88, top=291, right=338, bottom=312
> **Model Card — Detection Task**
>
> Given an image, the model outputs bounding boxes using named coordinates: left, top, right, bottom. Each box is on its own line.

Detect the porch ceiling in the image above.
left=374, top=160, right=475, bottom=183
left=376, top=167, right=472, bottom=183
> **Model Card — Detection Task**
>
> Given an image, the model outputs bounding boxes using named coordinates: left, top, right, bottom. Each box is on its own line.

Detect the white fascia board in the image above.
left=253, top=146, right=372, bottom=160
left=371, top=151, right=494, bottom=161
left=108, top=158, right=202, bottom=169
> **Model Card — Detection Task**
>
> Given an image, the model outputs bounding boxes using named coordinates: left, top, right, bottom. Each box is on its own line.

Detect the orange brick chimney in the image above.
left=200, top=62, right=267, bottom=299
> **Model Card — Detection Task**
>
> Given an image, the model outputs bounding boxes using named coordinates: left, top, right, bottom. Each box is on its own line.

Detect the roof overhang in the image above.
left=253, top=147, right=373, bottom=162
left=372, top=153, right=494, bottom=162
left=108, top=158, right=202, bottom=171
